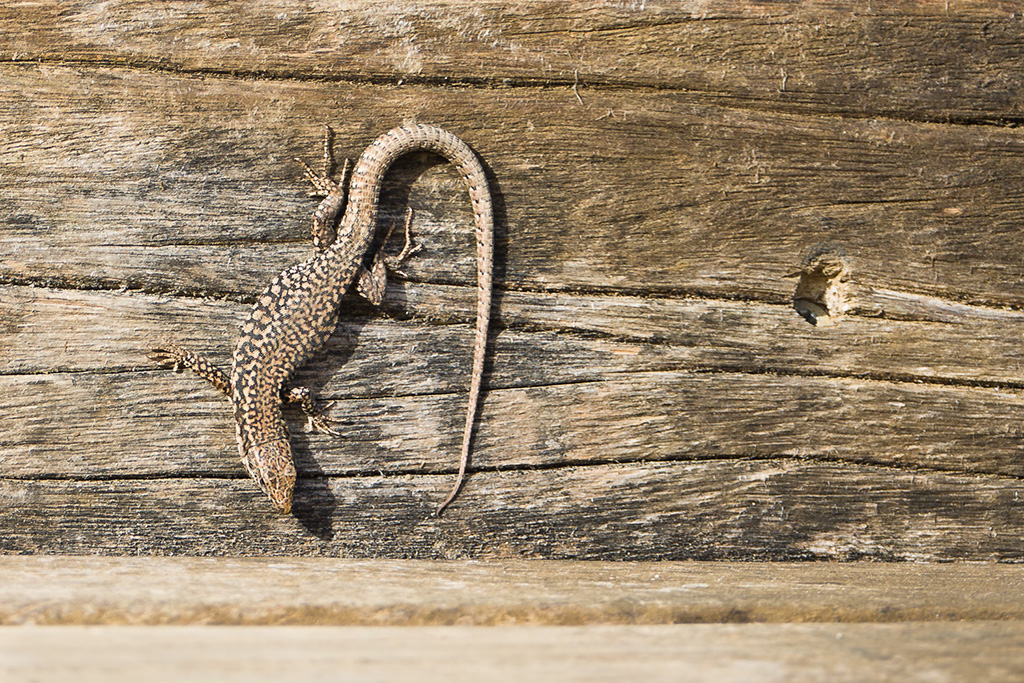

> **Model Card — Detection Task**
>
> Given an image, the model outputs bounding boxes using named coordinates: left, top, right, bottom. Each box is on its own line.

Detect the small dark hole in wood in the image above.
left=792, top=243, right=850, bottom=327
left=793, top=298, right=830, bottom=326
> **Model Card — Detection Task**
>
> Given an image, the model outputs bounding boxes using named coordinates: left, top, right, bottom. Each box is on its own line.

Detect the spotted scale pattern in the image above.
left=231, top=124, right=494, bottom=514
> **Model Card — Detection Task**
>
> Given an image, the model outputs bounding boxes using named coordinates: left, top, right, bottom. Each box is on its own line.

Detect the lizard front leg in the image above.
left=147, top=343, right=230, bottom=394
left=149, top=344, right=342, bottom=435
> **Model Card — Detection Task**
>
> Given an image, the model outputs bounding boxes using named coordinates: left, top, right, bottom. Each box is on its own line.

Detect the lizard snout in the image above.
left=243, top=440, right=297, bottom=514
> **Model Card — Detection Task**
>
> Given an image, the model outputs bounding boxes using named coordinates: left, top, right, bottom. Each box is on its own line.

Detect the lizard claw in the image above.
left=301, top=399, right=344, bottom=436
left=148, top=346, right=185, bottom=372
left=283, top=386, right=343, bottom=436
left=307, top=412, right=344, bottom=437
left=309, top=419, right=344, bottom=437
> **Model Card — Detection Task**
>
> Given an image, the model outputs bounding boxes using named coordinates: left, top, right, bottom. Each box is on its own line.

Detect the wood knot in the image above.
left=791, top=243, right=850, bottom=327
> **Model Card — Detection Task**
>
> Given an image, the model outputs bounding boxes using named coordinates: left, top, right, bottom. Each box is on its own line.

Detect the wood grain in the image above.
left=5, top=284, right=1024, bottom=484
left=4, top=64, right=1024, bottom=306
left=2, top=1, right=1022, bottom=123
left=1, top=461, right=1022, bottom=559
left=1, top=557, right=1022, bottom=624
left=2, top=1, right=1024, bottom=560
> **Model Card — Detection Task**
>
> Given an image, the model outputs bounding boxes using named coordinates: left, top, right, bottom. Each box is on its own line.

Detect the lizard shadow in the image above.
left=373, top=148, right=510, bottom=319
left=288, top=435, right=339, bottom=541
left=286, top=310, right=369, bottom=541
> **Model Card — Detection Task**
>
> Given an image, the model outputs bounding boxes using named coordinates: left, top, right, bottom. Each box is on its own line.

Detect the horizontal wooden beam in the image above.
left=5, top=284, right=1024, bottom=483
left=1, top=557, right=1022, bottom=624
left=4, top=622, right=1022, bottom=682
left=5, top=557, right=1022, bottom=680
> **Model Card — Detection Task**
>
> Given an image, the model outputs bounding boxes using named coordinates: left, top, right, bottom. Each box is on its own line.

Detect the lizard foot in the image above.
left=147, top=344, right=188, bottom=371
left=382, top=207, right=422, bottom=271
left=148, top=343, right=231, bottom=395
left=283, top=386, right=344, bottom=436
left=296, top=124, right=351, bottom=197
left=297, top=126, right=353, bottom=252
left=307, top=410, right=344, bottom=438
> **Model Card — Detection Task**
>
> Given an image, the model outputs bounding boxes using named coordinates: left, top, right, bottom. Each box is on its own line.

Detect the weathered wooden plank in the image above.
left=6, top=365, right=1024, bottom=479
left=0, top=557, right=1022, bottom=624
left=2, top=1, right=1022, bottom=123
left=1, top=461, right=1022, bottom=560
left=4, top=622, right=1023, bottom=683
left=5, top=558, right=1023, bottom=680
left=5, top=1, right=1024, bottom=562
left=4, top=64, right=1024, bottom=307
left=4, top=284, right=1024, bottom=481
left=9, top=282, right=1024, bottom=385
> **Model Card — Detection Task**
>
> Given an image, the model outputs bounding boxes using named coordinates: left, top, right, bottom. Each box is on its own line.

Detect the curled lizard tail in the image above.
left=406, top=126, right=493, bottom=515
left=327, top=123, right=494, bottom=514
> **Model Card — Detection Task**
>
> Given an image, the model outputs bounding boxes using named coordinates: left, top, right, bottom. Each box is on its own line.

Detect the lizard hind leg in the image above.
left=356, top=208, right=421, bottom=306
left=296, top=124, right=352, bottom=252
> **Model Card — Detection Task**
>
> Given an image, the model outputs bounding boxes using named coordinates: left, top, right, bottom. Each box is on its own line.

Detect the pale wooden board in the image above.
left=8, top=561, right=1024, bottom=683
left=3, top=623, right=1022, bottom=683
left=1, top=557, right=1022, bottom=624
left=1, top=559, right=1023, bottom=682
left=3, top=1, right=1024, bottom=560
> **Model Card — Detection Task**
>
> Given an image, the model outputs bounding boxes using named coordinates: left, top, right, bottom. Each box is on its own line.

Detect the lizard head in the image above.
left=243, top=440, right=297, bottom=514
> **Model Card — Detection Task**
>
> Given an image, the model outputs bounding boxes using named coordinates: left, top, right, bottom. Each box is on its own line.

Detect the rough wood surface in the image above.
left=3, top=1, right=1024, bottom=559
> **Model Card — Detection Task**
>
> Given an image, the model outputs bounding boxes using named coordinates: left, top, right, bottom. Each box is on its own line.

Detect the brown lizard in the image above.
left=150, top=124, right=494, bottom=515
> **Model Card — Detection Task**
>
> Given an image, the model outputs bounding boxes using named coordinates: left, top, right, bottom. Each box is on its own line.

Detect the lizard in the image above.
left=149, top=124, right=494, bottom=516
